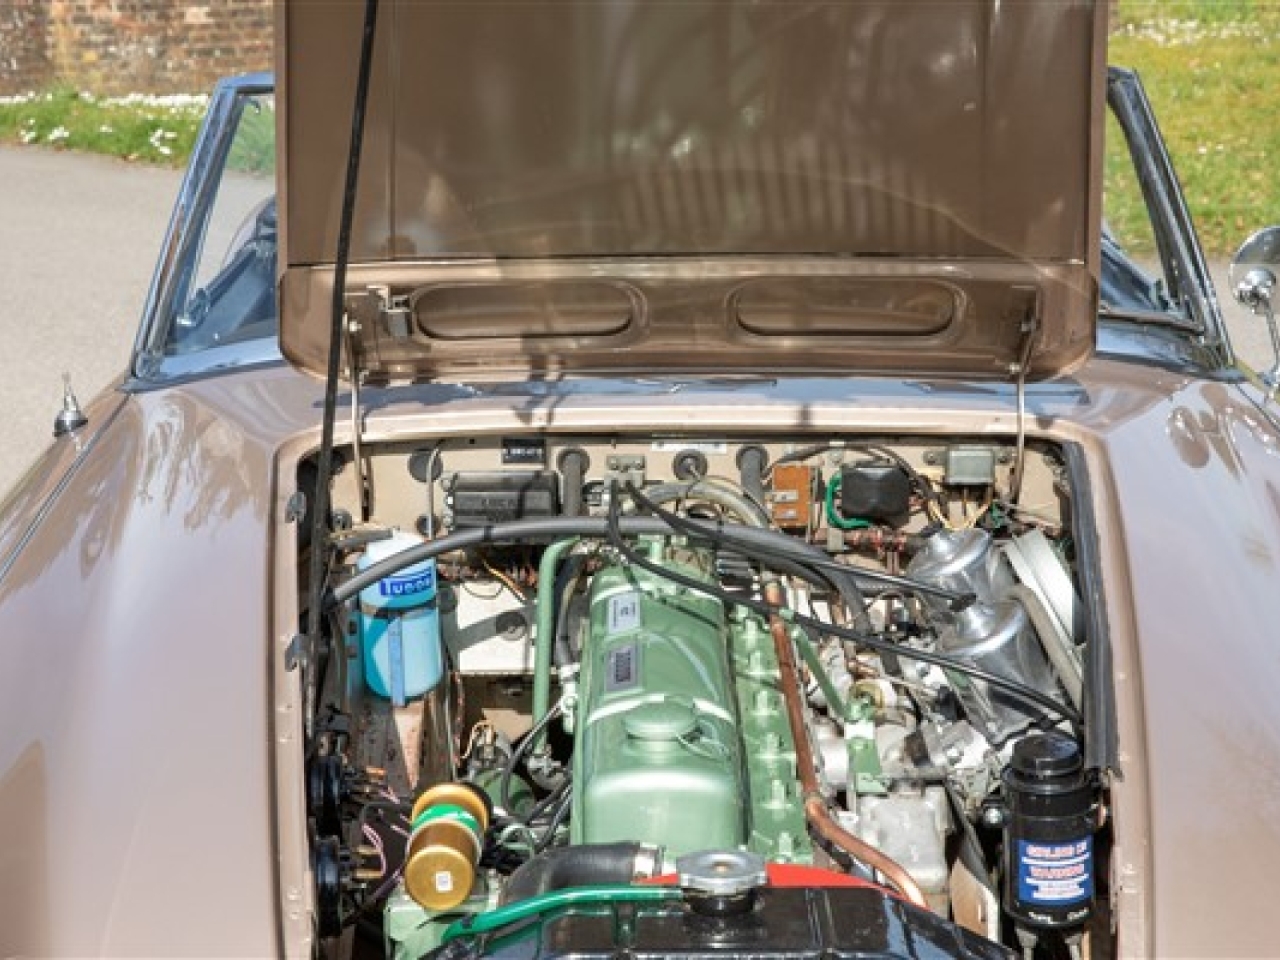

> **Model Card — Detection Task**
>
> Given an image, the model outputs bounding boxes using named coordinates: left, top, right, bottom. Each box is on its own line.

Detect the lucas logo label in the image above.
left=379, top=567, right=435, bottom=598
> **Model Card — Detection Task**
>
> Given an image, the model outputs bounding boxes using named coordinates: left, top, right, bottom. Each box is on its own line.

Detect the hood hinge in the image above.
left=340, top=283, right=416, bottom=520
left=369, top=283, right=412, bottom=339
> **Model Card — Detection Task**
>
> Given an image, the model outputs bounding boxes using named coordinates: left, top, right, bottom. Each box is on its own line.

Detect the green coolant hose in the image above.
left=531, top=537, right=581, bottom=750
left=441, top=885, right=683, bottom=944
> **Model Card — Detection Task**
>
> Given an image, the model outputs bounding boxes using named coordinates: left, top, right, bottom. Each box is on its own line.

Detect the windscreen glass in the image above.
left=166, top=92, right=276, bottom=356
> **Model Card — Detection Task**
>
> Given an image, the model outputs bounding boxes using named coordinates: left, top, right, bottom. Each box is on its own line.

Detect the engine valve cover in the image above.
left=571, top=543, right=744, bottom=856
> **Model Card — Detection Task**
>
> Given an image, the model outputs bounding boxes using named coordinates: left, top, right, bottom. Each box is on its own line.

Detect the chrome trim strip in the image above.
left=127, top=339, right=283, bottom=391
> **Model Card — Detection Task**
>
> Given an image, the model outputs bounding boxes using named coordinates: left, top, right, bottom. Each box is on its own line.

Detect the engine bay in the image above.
left=296, top=432, right=1110, bottom=960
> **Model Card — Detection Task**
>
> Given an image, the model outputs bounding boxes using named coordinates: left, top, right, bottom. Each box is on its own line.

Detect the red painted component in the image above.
left=641, top=862, right=894, bottom=895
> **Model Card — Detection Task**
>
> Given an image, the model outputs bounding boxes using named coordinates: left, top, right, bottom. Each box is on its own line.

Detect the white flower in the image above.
left=1122, top=16, right=1271, bottom=47
left=103, top=92, right=209, bottom=112
left=46, top=126, right=70, bottom=144
left=98, top=124, right=114, bottom=134
left=19, top=129, right=37, bottom=144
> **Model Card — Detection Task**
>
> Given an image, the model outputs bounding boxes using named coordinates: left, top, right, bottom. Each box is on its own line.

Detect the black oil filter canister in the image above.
left=1002, top=732, right=1096, bottom=932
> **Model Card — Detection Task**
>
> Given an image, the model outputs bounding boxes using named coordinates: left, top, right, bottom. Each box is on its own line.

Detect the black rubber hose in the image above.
left=623, top=486, right=959, bottom=610
left=329, top=515, right=972, bottom=609
left=331, top=518, right=669, bottom=605
left=500, top=843, right=650, bottom=905
left=737, top=445, right=768, bottom=503
left=558, top=449, right=590, bottom=517
left=552, top=555, right=587, bottom=668
left=603, top=487, right=1083, bottom=732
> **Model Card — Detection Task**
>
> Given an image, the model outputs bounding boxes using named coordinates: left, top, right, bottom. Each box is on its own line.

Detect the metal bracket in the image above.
left=285, top=490, right=308, bottom=523
left=284, top=633, right=307, bottom=672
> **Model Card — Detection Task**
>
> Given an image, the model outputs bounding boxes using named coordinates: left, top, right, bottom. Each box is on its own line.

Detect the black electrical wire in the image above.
left=303, top=0, right=380, bottom=743
left=523, top=773, right=572, bottom=826
left=534, top=786, right=575, bottom=853
left=500, top=700, right=565, bottom=821
left=625, top=483, right=971, bottom=610
left=604, top=485, right=1082, bottom=733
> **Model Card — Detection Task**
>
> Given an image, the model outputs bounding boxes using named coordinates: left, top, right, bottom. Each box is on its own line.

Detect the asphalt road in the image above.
left=0, top=144, right=1274, bottom=497
left=0, top=146, right=181, bottom=494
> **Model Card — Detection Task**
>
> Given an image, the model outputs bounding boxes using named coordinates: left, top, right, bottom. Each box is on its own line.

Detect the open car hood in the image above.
left=276, top=1, right=1106, bottom=384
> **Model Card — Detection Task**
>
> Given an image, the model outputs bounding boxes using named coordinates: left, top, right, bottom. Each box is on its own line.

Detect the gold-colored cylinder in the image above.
left=403, top=783, right=491, bottom=911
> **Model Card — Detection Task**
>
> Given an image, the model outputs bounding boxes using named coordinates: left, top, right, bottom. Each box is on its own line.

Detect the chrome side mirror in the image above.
left=1230, top=226, right=1280, bottom=387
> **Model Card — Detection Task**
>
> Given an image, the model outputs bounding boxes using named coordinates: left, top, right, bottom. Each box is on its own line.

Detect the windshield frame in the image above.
left=1103, top=66, right=1234, bottom=369
left=129, top=72, right=281, bottom=389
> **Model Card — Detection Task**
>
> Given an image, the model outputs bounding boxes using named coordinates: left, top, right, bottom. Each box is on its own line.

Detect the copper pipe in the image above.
left=762, top=581, right=928, bottom=909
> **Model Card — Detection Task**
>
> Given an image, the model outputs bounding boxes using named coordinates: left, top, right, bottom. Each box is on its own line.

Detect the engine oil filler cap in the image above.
left=677, top=850, right=768, bottom=916
left=623, top=701, right=698, bottom=742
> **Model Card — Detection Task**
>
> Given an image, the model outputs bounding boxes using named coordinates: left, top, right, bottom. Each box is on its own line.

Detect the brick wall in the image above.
left=0, top=1, right=53, bottom=94
left=1, top=0, right=272, bottom=96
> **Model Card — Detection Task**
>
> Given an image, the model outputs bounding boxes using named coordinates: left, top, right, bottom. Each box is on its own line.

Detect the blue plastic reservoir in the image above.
left=357, top=531, right=443, bottom=705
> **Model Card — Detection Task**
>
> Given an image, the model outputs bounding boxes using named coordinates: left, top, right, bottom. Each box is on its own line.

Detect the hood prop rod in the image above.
left=303, top=0, right=381, bottom=742
left=343, top=315, right=373, bottom=522
left=1007, top=313, right=1040, bottom=505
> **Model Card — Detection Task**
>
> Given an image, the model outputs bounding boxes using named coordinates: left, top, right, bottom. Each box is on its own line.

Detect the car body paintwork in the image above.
left=3, top=1, right=1279, bottom=956
left=4, top=359, right=1280, bottom=955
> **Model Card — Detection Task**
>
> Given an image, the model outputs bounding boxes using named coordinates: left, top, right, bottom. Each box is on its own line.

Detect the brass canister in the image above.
left=403, top=783, right=490, bottom=911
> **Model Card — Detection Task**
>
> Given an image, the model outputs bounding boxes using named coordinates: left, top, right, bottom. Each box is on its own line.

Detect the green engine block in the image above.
left=571, top=539, right=811, bottom=863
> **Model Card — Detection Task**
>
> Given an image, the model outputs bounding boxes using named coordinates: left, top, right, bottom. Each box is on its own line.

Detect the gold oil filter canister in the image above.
left=404, top=783, right=491, bottom=910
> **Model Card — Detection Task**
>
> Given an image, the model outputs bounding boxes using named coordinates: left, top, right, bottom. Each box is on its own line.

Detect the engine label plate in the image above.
left=500, top=438, right=546, bottom=464
left=605, top=642, right=641, bottom=692
left=607, top=591, right=642, bottom=634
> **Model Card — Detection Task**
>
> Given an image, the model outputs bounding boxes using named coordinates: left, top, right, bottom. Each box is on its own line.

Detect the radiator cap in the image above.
left=677, top=849, right=768, bottom=916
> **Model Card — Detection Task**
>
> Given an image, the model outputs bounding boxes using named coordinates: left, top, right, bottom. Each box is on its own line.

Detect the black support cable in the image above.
left=303, top=0, right=380, bottom=741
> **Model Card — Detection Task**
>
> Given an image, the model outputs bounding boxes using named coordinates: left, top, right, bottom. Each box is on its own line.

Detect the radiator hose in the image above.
left=500, top=843, right=662, bottom=905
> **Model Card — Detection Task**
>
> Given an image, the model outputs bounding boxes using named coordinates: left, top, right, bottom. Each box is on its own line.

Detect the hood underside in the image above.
left=276, top=0, right=1106, bottom=383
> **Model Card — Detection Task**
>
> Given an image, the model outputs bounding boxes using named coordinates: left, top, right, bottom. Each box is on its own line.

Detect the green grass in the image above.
left=0, top=86, right=204, bottom=165
left=1108, top=0, right=1280, bottom=255
left=226, top=96, right=276, bottom=175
